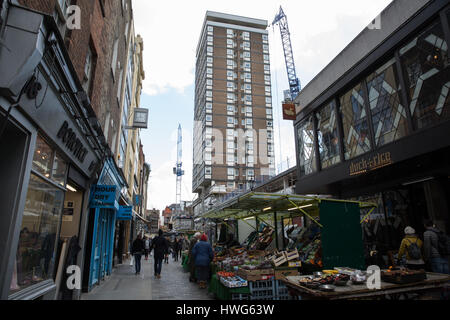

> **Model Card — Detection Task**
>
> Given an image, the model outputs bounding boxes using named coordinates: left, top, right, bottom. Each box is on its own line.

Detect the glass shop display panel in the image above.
left=9, top=135, right=67, bottom=295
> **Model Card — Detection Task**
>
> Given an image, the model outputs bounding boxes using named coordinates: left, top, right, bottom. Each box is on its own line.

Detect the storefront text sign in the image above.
left=57, top=121, right=89, bottom=163
left=349, top=152, right=393, bottom=176
left=117, top=206, right=132, bottom=220
left=89, top=185, right=117, bottom=208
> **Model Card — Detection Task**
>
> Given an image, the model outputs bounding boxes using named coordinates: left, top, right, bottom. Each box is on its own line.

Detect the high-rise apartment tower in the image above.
left=193, top=11, right=275, bottom=217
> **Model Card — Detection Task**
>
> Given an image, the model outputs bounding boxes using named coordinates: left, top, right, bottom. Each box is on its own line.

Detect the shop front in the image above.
left=0, top=4, right=104, bottom=299
left=293, top=0, right=450, bottom=267
left=82, top=158, right=127, bottom=292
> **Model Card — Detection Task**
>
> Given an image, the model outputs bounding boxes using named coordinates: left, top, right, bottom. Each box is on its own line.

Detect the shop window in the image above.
left=399, top=19, right=450, bottom=130
left=9, top=173, right=65, bottom=295
left=297, top=116, right=317, bottom=176
left=316, top=100, right=341, bottom=169
left=339, top=82, right=371, bottom=160
left=366, top=58, right=408, bottom=147
left=32, top=136, right=53, bottom=178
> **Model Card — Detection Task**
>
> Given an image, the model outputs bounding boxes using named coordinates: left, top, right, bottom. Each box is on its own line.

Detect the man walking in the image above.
left=150, top=229, right=169, bottom=279
left=131, top=234, right=145, bottom=275
left=423, top=220, right=449, bottom=274
left=188, top=232, right=201, bottom=282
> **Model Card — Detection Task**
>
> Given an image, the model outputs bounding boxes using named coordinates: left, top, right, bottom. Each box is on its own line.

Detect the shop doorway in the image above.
left=0, top=117, right=31, bottom=299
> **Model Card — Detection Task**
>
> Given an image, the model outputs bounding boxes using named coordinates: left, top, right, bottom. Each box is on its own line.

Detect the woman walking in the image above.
left=192, top=234, right=214, bottom=289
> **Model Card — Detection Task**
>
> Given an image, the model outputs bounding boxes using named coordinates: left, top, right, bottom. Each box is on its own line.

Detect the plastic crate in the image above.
left=274, top=279, right=297, bottom=300
left=249, top=278, right=276, bottom=300
left=231, top=293, right=250, bottom=300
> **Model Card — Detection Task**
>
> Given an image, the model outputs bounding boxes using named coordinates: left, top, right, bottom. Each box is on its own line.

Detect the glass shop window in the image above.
left=10, top=135, right=67, bottom=296
left=316, top=100, right=341, bottom=169
left=399, top=18, right=450, bottom=130
left=339, top=82, right=371, bottom=160
left=366, top=58, right=408, bottom=147
left=297, top=116, right=317, bottom=176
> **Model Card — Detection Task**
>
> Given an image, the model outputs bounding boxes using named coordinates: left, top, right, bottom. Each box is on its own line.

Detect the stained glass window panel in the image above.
left=399, top=19, right=450, bottom=130
left=298, top=116, right=317, bottom=176
left=316, top=100, right=341, bottom=169
left=366, top=58, right=408, bottom=147
left=340, top=83, right=372, bottom=160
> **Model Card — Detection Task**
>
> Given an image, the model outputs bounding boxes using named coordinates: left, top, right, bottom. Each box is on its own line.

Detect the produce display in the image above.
left=381, top=267, right=427, bottom=284
left=285, top=222, right=324, bottom=268
left=218, top=272, right=248, bottom=288
left=243, top=225, right=274, bottom=251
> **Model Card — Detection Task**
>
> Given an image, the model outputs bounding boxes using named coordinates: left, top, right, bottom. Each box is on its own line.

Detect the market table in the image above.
left=282, top=273, right=450, bottom=300
left=209, top=274, right=250, bottom=300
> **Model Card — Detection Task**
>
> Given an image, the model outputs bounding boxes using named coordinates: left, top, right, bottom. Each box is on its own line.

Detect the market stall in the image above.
left=202, top=192, right=378, bottom=300
left=282, top=268, right=450, bottom=300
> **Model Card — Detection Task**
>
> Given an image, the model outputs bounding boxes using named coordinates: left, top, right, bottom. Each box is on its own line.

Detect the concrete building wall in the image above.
left=294, top=0, right=433, bottom=113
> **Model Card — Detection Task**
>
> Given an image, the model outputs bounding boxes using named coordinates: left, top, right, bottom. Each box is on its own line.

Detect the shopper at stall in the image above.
left=397, top=226, right=425, bottom=270
left=150, top=229, right=169, bottom=279
left=192, top=234, right=214, bottom=289
left=188, top=232, right=201, bottom=282
left=164, top=236, right=171, bottom=264
left=144, top=236, right=151, bottom=261
left=131, top=234, right=145, bottom=275
left=423, top=220, right=449, bottom=274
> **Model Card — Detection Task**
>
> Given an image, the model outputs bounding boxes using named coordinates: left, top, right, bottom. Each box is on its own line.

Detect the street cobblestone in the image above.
left=81, top=254, right=213, bottom=300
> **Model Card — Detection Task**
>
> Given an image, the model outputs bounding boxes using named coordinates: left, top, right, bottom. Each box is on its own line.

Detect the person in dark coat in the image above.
left=192, top=234, right=214, bottom=289
left=188, top=232, right=201, bottom=282
left=131, top=234, right=145, bottom=275
left=150, top=230, right=169, bottom=278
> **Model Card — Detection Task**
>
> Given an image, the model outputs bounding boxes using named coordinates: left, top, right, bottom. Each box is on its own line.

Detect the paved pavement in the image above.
left=81, top=254, right=213, bottom=300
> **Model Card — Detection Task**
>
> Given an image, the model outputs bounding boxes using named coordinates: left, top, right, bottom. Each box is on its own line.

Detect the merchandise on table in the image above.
left=381, top=267, right=427, bottom=284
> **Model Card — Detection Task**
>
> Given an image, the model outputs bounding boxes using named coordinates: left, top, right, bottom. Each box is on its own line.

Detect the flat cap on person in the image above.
left=404, top=226, right=415, bottom=235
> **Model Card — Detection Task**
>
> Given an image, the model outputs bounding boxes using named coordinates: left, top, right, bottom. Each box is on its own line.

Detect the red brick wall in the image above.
left=18, top=0, right=134, bottom=157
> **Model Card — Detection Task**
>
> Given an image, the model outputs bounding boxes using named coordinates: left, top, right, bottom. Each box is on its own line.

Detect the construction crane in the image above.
left=173, top=124, right=184, bottom=210
left=272, top=6, right=301, bottom=101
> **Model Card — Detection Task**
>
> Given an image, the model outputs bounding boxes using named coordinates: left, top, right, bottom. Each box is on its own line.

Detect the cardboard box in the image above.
left=288, top=260, right=302, bottom=268
left=274, top=267, right=299, bottom=280
left=237, top=268, right=275, bottom=281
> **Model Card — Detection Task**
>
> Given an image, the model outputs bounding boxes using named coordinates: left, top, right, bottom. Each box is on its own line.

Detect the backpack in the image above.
left=406, top=239, right=422, bottom=260
left=432, top=231, right=450, bottom=257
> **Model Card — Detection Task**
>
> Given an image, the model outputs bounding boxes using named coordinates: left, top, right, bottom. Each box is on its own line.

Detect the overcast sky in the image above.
left=132, top=0, right=393, bottom=212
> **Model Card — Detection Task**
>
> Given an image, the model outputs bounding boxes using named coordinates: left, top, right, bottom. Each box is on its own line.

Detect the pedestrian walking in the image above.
left=173, top=238, right=180, bottom=262
left=150, top=230, right=169, bottom=278
left=423, top=220, right=449, bottom=274
left=144, top=236, right=150, bottom=261
left=192, top=233, right=214, bottom=289
left=131, top=234, right=145, bottom=275
left=177, top=237, right=184, bottom=260
left=397, top=226, right=425, bottom=270
left=188, top=232, right=201, bottom=282
left=164, top=236, right=171, bottom=264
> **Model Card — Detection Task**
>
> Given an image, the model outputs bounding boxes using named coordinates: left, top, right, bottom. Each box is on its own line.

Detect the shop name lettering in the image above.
left=349, top=152, right=392, bottom=176
left=57, top=121, right=88, bottom=163
left=93, top=186, right=115, bottom=203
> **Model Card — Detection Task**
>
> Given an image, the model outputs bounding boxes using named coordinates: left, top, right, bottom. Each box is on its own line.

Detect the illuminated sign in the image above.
left=349, top=152, right=393, bottom=176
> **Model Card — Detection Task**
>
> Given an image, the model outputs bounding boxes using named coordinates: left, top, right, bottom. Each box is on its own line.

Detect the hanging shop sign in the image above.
left=117, top=206, right=133, bottom=220
left=133, top=194, right=142, bottom=206
left=89, top=185, right=118, bottom=209
left=349, top=152, right=393, bottom=176
left=282, top=103, right=296, bottom=120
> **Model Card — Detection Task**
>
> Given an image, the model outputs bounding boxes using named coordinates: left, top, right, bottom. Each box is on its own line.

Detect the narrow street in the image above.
left=81, top=255, right=213, bottom=300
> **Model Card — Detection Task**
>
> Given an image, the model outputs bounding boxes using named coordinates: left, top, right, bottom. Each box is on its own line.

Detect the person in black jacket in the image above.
left=131, top=234, right=145, bottom=275
left=150, top=230, right=169, bottom=278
